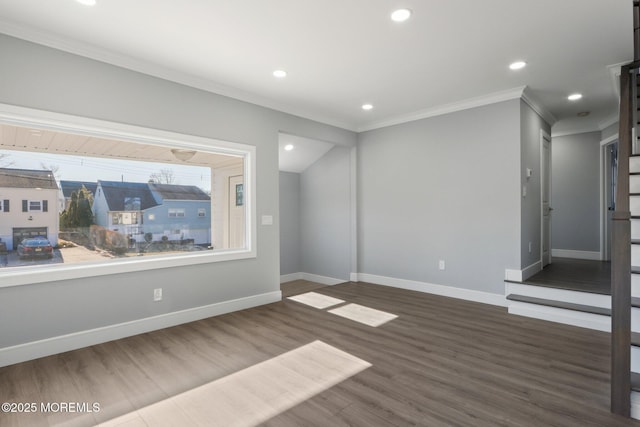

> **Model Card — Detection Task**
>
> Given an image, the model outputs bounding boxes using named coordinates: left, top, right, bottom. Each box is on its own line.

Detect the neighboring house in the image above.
left=0, top=168, right=59, bottom=251
left=59, top=181, right=97, bottom=210
left=92, top=180, right=211, bottom=245
left=147, top=183, right=212, bottom=245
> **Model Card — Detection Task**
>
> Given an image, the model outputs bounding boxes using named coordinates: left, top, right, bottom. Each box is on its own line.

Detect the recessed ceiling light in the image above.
left=362, top=104, right=374, bottom=111
left=509, top=61, right=527, bottom=70
left=391, top=9, right=412, bottom=22
left=284, top=144, right=294, bottom=151
left=273, top=70, right=287, bottom=78
left=76, top=0, right=96, bottom=6
left=568, top=93, right=583, bottom=101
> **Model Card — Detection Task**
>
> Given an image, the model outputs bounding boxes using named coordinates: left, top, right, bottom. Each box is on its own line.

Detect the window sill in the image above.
left=0, top=249, right=256, bottom=289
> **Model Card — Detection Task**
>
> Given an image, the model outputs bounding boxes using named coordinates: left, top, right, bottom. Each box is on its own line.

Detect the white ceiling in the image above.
left=279, top=133, right=334, bottom=173
left=0, top=0, right=632, bottom=140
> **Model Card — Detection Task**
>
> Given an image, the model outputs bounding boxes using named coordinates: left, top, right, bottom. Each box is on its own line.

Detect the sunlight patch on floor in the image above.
left=98, top=340, right=371, bottom=427
left=287, top=291, right=345, bottom=309
left=328, top=303, right=398, bottom=327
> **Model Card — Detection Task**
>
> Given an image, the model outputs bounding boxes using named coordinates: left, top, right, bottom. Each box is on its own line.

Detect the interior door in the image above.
left=605, top=142, right=618, bottom=260
left=541, top=135, right=552, bottom=267
left=228, top=175, right=245, bottom=248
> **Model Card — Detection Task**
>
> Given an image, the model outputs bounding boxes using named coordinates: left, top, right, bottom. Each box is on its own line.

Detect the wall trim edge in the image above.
left=0, top=291, right=282, bottom=368
left=551, top=249, right=601, bottom=261
left=353, top=273, right=506, bottom=307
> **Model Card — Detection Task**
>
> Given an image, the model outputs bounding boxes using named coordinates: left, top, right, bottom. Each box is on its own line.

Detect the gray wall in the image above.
left=601, top=121, right=619, bottom=141
left=0, top=34, right=356, bottom=350
left=300, top=146, right=352, bottom=281
left=279, top=171, right=301, bottom=276
left=357, top=100, right=521, bottom=295
left=551, top=131, right=601, bottom=252
left=520, top=101, right=552, bottom=268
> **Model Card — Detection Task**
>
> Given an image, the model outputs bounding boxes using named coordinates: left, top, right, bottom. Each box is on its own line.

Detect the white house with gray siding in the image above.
left=0, top=168, right=59, bottom=251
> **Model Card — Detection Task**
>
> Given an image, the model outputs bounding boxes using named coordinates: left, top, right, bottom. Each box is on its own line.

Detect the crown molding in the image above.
left=0, top=22, right=569, bottom=136
left=551, top=114, right=619, bottom=138
left=0, top=23, right=357, bottom=132
left=599, top=114, right=619, bottom=131
left=521, top=87, right=557, bottom=127
left=608, top=62, right=624, bottom=100
left=357, top=86, right=528, bottom=132
left=551, top=126, right=603, bottom=138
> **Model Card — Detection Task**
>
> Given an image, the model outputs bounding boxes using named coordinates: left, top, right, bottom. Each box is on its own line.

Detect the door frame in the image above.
left=600, top=133, right=620, bottom=260
left=540, top=130, right=552, bottom=267
left=228, top=174, right=245, bottom=248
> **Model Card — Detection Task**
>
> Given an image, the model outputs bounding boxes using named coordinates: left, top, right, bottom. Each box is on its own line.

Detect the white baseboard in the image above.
left=505, top=269, right=523, bottom=282
left=300, top=273, right=345, bottom=286
left=280, top=272, right=346, bottom=286
left=508, top=302, right=610, bottom=332
left=505, top=261, right=541, bottom=282
left=280, top=272, right=303, bottom=283
left=522, top=261, right=542, bottom=281
left=551, top=249, right=601, bottom=260
left=0, top=291, right=282, bottom=368
left=354, top=273, right=506, bottom=307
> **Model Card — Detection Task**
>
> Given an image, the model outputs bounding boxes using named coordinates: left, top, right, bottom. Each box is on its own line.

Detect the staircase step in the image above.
left=506, top=294, right=611, bottom=316
left=632, top=332, right=640, bottom=347
left=633, top=372, right=640, bottom=392
left=634, top=297, right=640, bottom=308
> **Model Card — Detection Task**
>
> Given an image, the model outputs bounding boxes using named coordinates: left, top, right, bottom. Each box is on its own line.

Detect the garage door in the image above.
left=13, top=227, right=48, bottom=251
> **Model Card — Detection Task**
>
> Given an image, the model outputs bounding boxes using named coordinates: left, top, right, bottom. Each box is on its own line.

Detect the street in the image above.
left=0, top=245, right=108, bottom=268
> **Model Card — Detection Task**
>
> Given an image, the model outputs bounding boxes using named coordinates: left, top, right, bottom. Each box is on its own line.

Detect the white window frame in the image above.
left=28, top=200, right=42, bottom=212
left=0, top=103, right=257, bottom=288
left=197, top=208, right=206, bottom=217
left=168, top=208, right=185, bottom=218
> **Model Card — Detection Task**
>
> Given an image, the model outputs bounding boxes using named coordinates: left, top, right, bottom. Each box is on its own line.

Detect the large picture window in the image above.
left=0, top=106, right=255, bottom=287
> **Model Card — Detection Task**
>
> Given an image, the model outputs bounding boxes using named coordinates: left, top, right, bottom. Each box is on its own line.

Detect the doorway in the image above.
left=601, top=135, right=619, bottom=261
left=228, top=175, right=245, bottom=248
left=541, top=131, right=552, bottom=267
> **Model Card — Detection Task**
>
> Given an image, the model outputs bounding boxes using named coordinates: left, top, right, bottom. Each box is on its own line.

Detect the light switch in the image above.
left=261, top=215, right=273, bottom=225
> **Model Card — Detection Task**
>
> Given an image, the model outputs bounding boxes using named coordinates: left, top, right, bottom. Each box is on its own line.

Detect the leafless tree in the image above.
left=149, top=168, right=176, bottom=184
left=40, top=162, right=61, bottom=180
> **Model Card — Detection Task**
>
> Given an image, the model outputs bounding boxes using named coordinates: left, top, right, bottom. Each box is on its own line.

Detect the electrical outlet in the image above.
left=153, top=288, right=162, bottom=302
left=438, top=260, right=445, bottom=270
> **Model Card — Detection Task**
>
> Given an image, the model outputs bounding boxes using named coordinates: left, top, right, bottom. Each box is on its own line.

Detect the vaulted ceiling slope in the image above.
left=0, top=0, right=632, bottom=135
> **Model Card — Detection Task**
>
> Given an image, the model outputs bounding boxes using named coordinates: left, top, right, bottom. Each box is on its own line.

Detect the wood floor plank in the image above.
left=280, top=279, right=328, bottom=297
left=0, top=280, right=638, bottom=426
left=31, top=354, right=98, bottom=426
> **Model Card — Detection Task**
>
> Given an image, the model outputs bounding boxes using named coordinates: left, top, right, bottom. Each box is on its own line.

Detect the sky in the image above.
left=0, top=149, right=212, bottom=192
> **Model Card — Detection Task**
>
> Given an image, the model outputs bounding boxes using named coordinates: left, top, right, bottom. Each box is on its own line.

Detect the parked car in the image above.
left=17, top=238, right=54, bottom=259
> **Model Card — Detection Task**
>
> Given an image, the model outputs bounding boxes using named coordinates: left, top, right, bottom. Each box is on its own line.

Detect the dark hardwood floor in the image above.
left=523, top=257, right=612, bottom=295
left=280, top=279, right=328, bottom=297
left=0, top=280, right=637, bottom=426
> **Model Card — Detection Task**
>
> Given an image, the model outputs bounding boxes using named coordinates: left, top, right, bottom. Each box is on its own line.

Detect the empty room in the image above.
left=0, top=1, right=638, bottom=426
